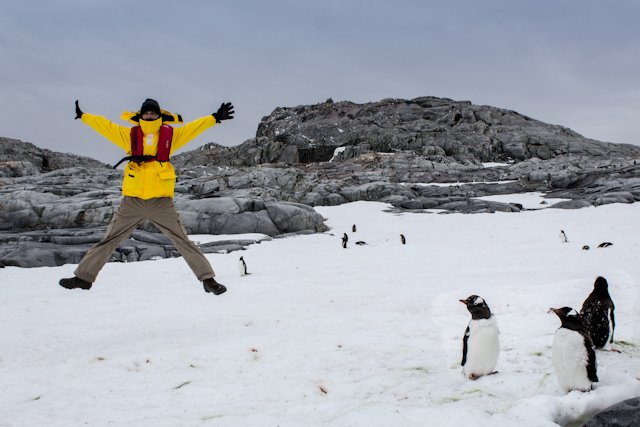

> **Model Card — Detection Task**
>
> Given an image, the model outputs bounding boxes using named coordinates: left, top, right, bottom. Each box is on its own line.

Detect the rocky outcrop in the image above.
left=0, top=168, right=328, bottom=267
left=172, top=96, right=640, bottom=167
left=0, top=137, right=108, bottom=177
left=3, top=95, right=640, bottom=268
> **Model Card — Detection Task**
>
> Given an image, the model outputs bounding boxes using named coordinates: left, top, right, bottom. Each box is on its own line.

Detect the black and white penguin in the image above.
left=580, top=276, right=615, bottom=349
left=355, top=241, right=368, bottom=246
left=559, top=230, right=569, bottom=243
left=597, top=242, right=613, bottom=248
left=549, top=307, right=598, bottom=392
left=238, top=256, right=250, bottom=276
left=459, top=295, right=500, bottom=380
left=341, top=233, right=348, bottom=249
left=582, top=245, right=590, bottom=251
left=352, top=224, right=357, bottom=232
left=400, top=234, right=406, bottom=245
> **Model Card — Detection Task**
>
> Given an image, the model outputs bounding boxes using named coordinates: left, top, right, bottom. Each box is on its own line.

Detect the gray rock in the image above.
left=549, top=199, right=594, bottom=210
left=581, top=397, right=640, bottom=427
left=3, top=95, right=640, bottom=268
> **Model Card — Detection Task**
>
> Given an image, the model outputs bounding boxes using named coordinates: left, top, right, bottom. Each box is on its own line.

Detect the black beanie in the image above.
left=140, top=98, right=161, bottom=115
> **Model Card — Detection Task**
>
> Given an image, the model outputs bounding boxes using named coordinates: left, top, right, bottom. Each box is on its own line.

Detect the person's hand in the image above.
left=75, top=100, right=83, bottom=120
left=212, top=102, right=234, bottom=122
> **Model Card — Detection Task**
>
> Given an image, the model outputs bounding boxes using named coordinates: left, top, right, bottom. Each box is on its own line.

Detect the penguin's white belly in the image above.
left=238, top=261, right=246, bottom=276
left=552, top=328, right=592, bottom=392
left=464, top=318, right=500, bottom=377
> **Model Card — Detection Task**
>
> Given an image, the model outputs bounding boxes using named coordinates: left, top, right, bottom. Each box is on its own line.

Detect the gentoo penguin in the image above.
left=549, top=307, right=598, bottom=392
left=352, top=224, right=357, bottom=232
left=400, top=234, right=406, bottom=245
left=238, top=256, right=250, bottom=276
left=459, top=295, right=500, bottom=380
left=580, top=276, right=615, bottom=349
left=559, top=230, right=569, bottom=243
left=341, top=233, right=348, bottom=249
left=597, top=242, right=613, bottom=248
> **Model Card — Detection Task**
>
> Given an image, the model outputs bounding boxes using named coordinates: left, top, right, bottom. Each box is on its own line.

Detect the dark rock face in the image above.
left=173, top=96, right=640, bottom=167
left=3, top=95, right=640, bottom=268
left=170, top=96, right=640, bottom=212
left=581, top=397, right=640, bottom=427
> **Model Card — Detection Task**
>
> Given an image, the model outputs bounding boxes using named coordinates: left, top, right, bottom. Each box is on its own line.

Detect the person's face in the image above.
left=141, top=111, right=160, bottom=121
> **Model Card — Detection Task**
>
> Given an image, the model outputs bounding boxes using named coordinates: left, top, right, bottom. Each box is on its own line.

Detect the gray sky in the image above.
left=1, top=0, right=639, bottom=164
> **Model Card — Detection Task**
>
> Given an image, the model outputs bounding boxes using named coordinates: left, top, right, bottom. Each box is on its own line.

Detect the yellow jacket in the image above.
left=82, top=113, right=217, bottom=199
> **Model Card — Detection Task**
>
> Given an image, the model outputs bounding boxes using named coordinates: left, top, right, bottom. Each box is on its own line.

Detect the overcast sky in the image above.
left=1, top=0, right=639, bottom=164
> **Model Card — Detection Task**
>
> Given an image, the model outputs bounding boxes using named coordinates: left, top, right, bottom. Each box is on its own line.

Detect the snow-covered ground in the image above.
left=1, top=200, right=639, bottom=427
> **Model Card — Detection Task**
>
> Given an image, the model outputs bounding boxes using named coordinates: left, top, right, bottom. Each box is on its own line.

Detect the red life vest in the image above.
left=114, top=124, right=173, bottom=169
left=130, top=124, right=173, bottom=162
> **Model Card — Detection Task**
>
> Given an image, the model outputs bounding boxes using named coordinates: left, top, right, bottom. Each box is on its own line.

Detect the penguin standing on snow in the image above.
left=352, top=224, right=357, bottom=232
left=559, top=230, right=569, bottom=243
left=459, top=295, right=500, bottom=380
left=400, top=234, right=406, bottom=245
left=238, top=256, right=250, bottom=276
left=341, top=233, right=348, bottom=249
left=580, top=276, right=615, bottom=349
left=549, top=307, right=598, bottom=392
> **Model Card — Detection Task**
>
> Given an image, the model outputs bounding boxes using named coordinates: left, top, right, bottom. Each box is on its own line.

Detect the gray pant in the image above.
left=75, top=197, right=215, bottom=283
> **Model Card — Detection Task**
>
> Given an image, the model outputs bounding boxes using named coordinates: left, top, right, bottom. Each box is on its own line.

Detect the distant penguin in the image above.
left=559, top=230, right=569, bottom=243
left=352, top=224, right=357, bottom=232
left=238, top=256, right=250, bottom=276
left=341, top=233, right=348, bottom=249
left=400, top=234, right=406, bottom=245
left=582, top=245, right=590, bottom=251
left=549, top=307, right=598, bottom=392
left=355, top=241, right=368, bottom=246
left=580, top=276, right=615, bottom=349
left=459, top=295, right=500, bottom=380
left=597, top=242, right=613, bottom=248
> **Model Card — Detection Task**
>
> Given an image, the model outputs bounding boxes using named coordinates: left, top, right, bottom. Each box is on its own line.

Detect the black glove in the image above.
left=75, top=100, right=83, bottom=120
left=212, top=102, right=234, bottom=123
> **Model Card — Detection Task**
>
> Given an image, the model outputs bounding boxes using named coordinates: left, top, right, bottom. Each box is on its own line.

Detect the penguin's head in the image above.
left=593, top=276, right=609, bottom=293
left=460, top=295, right=492, bottom=319
left=548, top=306, right=585, bottom=331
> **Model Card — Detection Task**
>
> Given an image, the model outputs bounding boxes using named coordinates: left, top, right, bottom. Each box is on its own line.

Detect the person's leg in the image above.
left=72, top=197, right=145, bottom=283
left=147, top=198, right=216, bottom=281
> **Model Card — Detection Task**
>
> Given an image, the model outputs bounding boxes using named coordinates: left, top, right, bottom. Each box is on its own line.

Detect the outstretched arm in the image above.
left=171, top=102, right=234, bottom=154
left=75, top=100, right=130, bottom=152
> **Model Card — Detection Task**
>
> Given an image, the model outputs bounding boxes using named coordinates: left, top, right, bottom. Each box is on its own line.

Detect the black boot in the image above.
left=59, top=276, right=92, bottom=290
left=203, top=278, right=227, bottom=295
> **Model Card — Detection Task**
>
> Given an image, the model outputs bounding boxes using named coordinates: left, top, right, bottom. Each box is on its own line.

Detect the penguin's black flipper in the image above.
left=585, top=336, right=599, bottom=383
left=461, top=326, right=470, bottom=366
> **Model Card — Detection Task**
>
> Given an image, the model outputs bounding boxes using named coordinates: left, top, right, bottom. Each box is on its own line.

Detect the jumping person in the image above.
left=59, top=98, right=234, bottom=295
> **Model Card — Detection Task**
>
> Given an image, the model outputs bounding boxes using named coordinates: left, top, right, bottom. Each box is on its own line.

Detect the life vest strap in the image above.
left=112, top=155, right=157, bottom=169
